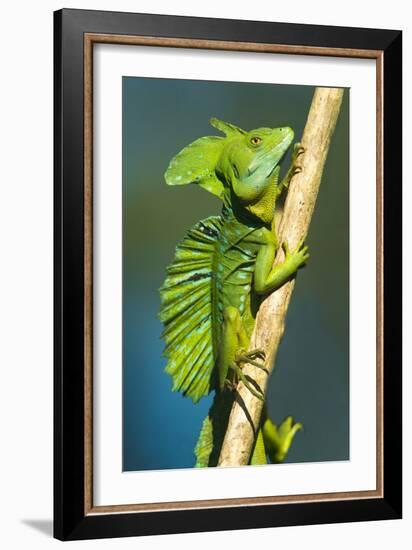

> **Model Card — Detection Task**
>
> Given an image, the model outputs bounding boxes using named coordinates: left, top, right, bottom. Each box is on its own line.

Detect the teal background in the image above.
left=122, top=77, right=349, bottom=471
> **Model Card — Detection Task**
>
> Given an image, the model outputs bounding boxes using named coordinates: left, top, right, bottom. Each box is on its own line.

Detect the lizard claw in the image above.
left=294, top=143, right=305, bottom=157
left=235, top=348, right=268, bottom=372
left=291, top=144, right=304, bottom=175
left=280, top=142, right=305, bottom=189
left=228, top=360, right=266, bottom=401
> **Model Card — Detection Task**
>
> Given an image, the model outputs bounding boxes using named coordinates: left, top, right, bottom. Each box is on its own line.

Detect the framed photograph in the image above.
left=54, top=8, right=402, bottom=541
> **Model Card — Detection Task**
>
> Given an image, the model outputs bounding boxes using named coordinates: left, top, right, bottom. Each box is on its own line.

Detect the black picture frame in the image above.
left=54, top=8, right=402, bottom=541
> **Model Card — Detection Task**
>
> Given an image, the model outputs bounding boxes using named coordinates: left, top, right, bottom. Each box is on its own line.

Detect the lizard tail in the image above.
left=194, top=394, right=269, bottom=467
left=250, top=428, right=267, bottom=465
left=195, top=400, right=302, bottom=467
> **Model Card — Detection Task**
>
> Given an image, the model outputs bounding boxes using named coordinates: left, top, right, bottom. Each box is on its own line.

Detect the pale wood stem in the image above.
left=218, top=87, right=344, bottom=467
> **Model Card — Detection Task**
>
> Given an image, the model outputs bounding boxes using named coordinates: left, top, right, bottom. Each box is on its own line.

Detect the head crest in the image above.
left=164, top=117, right=245, bottom=198
left=209, top=117, right=246, bottom=137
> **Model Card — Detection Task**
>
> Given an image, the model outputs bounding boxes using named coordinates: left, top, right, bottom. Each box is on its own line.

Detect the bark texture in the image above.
left=218, top=87, right=344, bottom=467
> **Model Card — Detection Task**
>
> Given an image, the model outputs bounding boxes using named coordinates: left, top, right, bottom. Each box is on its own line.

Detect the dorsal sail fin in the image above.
left=159, top=216, right=222, bottom=403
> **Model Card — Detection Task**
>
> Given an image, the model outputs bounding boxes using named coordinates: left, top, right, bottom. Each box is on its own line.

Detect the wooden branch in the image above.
left=218, top=87, right=344, bottom=467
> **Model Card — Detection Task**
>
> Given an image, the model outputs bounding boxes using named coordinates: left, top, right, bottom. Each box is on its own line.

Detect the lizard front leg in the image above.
left=279, top=142, right=305, bottom=190
left=254, top=232, right=309, bottom=295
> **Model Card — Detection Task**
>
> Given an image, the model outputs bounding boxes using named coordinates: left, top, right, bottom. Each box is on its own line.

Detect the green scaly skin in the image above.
left=159, top=117, right=307, bottom=467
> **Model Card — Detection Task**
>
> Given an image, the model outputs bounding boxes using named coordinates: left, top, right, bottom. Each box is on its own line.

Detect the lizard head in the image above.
left=216, top=123, right=294, bottom=210
left=164, top=117, right=294, bottom=223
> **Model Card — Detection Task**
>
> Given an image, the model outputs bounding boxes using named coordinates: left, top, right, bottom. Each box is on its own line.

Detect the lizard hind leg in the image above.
left=217, top=306, right=245, bottom=392
left=218, top=306, right=265, bottom=400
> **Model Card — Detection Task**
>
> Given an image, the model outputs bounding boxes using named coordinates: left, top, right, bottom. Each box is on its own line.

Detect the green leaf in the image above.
left=262, top=416, right=302, bottom=463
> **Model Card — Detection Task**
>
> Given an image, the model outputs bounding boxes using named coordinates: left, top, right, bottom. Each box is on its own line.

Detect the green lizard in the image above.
left=159, top=117, right=307, bottom=467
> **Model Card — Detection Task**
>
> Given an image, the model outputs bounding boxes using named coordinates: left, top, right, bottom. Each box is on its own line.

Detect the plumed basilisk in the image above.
left=159, top=118, right=308, bottom=467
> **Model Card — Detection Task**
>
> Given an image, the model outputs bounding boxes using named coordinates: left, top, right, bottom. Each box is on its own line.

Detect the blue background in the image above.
left=122, top=77, right=349, bottom=471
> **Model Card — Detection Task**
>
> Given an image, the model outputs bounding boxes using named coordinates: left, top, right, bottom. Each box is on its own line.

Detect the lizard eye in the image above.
left=250, top=136, right=262, bottom=146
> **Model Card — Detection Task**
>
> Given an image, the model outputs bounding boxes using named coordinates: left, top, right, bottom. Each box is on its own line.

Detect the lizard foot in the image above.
left=235, top=348, right=268, bottom=372
left=229, top=362, right=265, bottom=401
left=224, top=378, right=236, bottom=392
left=290, top=143, right=305, bottom=176
left=281, top=142, right=305, bottom=188
left=291, top=142, right=305, bottom=163
left=282, top=238, right=310, bottom=270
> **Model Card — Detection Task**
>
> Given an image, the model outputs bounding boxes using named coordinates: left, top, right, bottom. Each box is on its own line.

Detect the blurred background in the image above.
left=122, top=77, right=349, bottom=471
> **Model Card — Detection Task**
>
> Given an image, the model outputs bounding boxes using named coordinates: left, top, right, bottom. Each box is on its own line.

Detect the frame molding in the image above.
left=54, top=8, right=402, bottom=540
